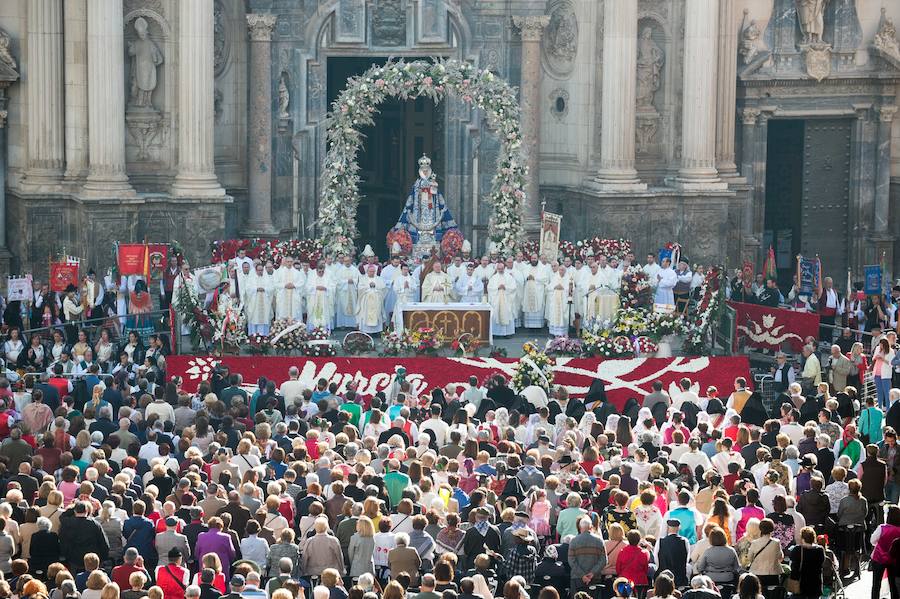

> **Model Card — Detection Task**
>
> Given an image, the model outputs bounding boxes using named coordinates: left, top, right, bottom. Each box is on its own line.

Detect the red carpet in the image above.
left=169, top=355, right=750, bottom=412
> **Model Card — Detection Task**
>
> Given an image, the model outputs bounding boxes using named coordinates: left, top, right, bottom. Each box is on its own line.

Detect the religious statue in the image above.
left=796, top=0, right=828, bottom=45
left=278, top=72, right=290, bottom=119
left=128, top=17, right=164, bottom=109
left=390, top=155, right=460, bottom=258
left=740, top=13, right=762, bottom=65
left=0, top=30, right=16, bottom=71
left=874, top=8, right=900, bottom=63
left=636, top=27, right=664, bottom=111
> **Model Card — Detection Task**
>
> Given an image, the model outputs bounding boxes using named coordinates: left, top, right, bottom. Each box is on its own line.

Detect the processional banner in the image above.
left=540, top=212, right=562, bottom=261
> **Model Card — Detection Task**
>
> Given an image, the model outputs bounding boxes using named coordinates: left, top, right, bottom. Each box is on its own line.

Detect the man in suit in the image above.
left=34, top=375, right=60, bottom=413
left=815, top=277, right=843, bottom=342
left=156, top=517, right=191, bottom=563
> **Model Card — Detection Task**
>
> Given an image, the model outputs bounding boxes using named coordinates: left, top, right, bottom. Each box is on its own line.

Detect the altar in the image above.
left=401, top=302, right=493, bottom=344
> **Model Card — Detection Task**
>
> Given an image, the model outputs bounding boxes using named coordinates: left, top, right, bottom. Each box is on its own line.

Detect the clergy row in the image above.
left=202, top=248, right=697, bottom=338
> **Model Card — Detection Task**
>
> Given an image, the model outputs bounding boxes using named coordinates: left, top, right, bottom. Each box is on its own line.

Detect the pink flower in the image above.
left=462, top=79, right=470, bottom=87
left=375, top=79, right=385, bottom=88
left=340, top=105, right=349, bottom=114
left=423, top=76, right=433, bottom=86
left=462, top=94, right=473, bottom=103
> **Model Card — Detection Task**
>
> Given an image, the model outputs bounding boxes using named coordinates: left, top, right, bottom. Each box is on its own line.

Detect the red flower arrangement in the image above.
left=386, top=229, right=413, bottom=256
left=440, top=229, right=464, bottom=258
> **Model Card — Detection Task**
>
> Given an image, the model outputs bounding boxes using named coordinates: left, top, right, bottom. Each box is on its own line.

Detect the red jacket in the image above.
left=616, top=544, right=650, bottom=585
left=156, top=564, right=189, bottom=599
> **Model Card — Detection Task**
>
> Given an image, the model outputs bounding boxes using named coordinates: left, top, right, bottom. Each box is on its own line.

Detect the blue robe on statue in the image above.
left=390, top=175, right=459, bottom=256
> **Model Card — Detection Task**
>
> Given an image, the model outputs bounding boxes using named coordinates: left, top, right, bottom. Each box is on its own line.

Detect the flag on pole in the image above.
left=118, top=244, right=149, bottom=278
left=49, top=258, right=80, bottom=292
left=763, top=246, right=777, bottom=281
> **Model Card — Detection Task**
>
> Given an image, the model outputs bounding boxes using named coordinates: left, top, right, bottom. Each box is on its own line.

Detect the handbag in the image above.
left=786, top=547, right=803, bottom=594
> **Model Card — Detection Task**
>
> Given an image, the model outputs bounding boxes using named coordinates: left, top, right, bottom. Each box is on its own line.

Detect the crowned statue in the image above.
left=389, top=155, right=460, bottom=257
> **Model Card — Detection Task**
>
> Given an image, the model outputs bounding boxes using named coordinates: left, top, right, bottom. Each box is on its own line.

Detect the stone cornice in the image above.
left=512, top=15, right=550, bottom=42
left=247, top=13, right=278, bottom=42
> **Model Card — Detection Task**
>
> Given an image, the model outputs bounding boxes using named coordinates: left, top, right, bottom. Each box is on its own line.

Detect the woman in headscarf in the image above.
left=578, top=412, right=596, bottom=439
left=524, top=413, right=543, bottom=446
left=632, top=408, right=656, bottom=436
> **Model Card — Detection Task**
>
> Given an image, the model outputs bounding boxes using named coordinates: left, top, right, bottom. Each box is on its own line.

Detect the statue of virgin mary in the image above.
left=390, top=154, right=460, bottom=257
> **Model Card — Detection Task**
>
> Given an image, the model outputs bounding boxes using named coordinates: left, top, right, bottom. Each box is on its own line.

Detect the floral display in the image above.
left=303, top=327, right=337, bottom=357
left=406, top=327, right=443, bottom=355
left=247, top=334, right=271, bottom=355
left=386, top=229, right=413, bottom=257
left=513, top=342, right=555, bottom=392
left=544, top=336, right=584, bottom=357
left=684, top=266, right=724, bottom=353
left=620, top=266, right=652, bottom=308
left=633, top=336, right=659, bottom=356
left=318, top=59, right=527, bottom=257
left=343, top=332, right=375, bottom=355
left=581, top=330, right=634, bottom=358
left=645, top=310, right=685, bottom=339
left=450, top=335, right=483, bottom=357
left=567, top=237, right=634, bottom=261
left=380, top=331, right=409, bottom=356
left=210, top=238, right=325, bottom=266
left=212, top=308, right=248, bottom=352
left=612, top=307, right=650, bottom=337
left=440, top=229, right=464, bottom=257
left=174, top=281, right=213, bottom=348
left=269, top=319, right=307, bottom=354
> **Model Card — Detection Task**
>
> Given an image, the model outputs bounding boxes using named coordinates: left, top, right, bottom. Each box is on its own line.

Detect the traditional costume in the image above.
left=488, top=270, right=518, bottom=337
left=655, top=264, right=677, bottom=306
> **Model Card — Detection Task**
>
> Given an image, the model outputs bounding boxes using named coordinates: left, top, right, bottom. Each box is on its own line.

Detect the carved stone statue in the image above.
left=128, top=17, right=163, bottom=109
left=874, top=8, right=900, bottom=63
left=0, top=30, right=16, bottom=71
left=740, top=15, right=762, bottom=64
left=796, top=0, right=828, bottom=44
left=278, top=73, right=290, bottom=119
left=636, top=27, right=664, bottom=111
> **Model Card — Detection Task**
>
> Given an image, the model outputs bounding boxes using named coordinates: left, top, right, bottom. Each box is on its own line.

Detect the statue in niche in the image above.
left=740, top=12, right=762, bottom=64
left=796, top=0, right=828, bottom=45
left=278, top=73, right=290, bottom=119
left=0, top=31, right=16, bottom=71
left=635, top=27, right=664, bottom=111
left=874, top=8, right=900, bottom=63
left=128, top=17, right=163, bottom=110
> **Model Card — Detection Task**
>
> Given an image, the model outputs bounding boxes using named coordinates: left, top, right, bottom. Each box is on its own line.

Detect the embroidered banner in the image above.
left=168, top=354, right=751, bottom=412
left=118, top=244, right=149, bottom=277
left=539, top=211, right=562, bottom=262
left=730, top=300, right=820, bottom=352
left=147, top=244, right=169, bottom=280
left=6, top=275, right=32, bottom=302
left=49, top=262, right=79, bottom=292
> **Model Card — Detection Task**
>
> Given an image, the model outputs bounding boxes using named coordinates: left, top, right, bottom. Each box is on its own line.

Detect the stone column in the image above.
left=739, top=107, right=762, bottom=251
left=590, top=0, right=646, bottom=191
left=23, top=0, right=65, bottom=186
left=874, top=105, right=896, bottom=234
left=0, top=102, right=8, bottom=251
left=676, top=0, right=727, bottom=190
left=83, top=0, right=133, bottom=195
left=243, top=13, right=278, bottom=236
left=171, top=0, right=225, bottom=197
left=63, top=0, right=89, bottom=180
left=715, top=0, right=739, bottom=178
left=512, top=15, right=549, bottom=235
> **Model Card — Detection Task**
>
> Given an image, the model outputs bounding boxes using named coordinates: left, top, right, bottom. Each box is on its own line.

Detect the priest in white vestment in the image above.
left=381, top=253, right=403, bottom=316
left=643, top=254, right=661, bottom=292
left=391, top=264, right=418, bottom=332
left=507, top=258, right=525, bottom=327
left=454, top=264, right=483, bottom=303
left=578, top=263, right=606, bottom=324
left=487, top=263, right=518, bottom=337
left=356, top=265, right=386, bottom=334
left=334, top=255, right=360, bottom=329
left=545, top=263, right=571, bottom=337
left=305, top=263, right=334, bottom=331
left=655, top=258, right=677, bottom=306
left=274, top=257, right=305, bottom=322
left=520, top=255, right=549, bottom=329
left=472, top=257, right=495, bottom=301
left=422, top=262, right=453, bottom=303
left=244, top=263, right=274, bottom=335
left=595, top=257, right=622, bottom=322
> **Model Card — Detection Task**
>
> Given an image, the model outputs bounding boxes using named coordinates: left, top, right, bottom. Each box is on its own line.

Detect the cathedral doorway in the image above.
left=764, top=118, right=851, bottom=288
left=326, top=57, right=442, bottom=258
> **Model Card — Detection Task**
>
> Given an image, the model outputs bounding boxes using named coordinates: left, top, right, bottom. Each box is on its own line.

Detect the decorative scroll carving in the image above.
left=543, top=2, right=578, bottom=77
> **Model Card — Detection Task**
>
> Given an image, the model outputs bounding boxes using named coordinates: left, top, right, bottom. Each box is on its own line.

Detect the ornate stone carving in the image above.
left=543, top=2, right=578, bottom=77
left=803, top=44, right=831, bottom=81
left=0, top=28, right=16, bottom=71
left=512, top=15, right=550, bottom=42
left=740, top=108, right=761, bottom=125
left=739, top=10, right=762, bottom=65
left=214, top=88, right=223, bottom=124
left=247, top=13, right=277, bottom=42
left=278, top=72, right=290, bottom=120
left=127, top=17, right=163, bottom=110
left=126, top=111, right=166, bottom=161
left=795, top=0, right=827, bottom=44
left=635, top=115, right=659, bottom=154
left=213, top=1, right=228, bottom=78
left=877, top=105, right=898, bottom=123
left=874, top=8, right=900, bottom=64
left=372, top=0, right=407, bottom=47
left=636, top=26, right=664, bottom=112
left=339, top=0, right=363, bottom=37
left=125, top=0, right=163, bottom=16
left=548, top=88, right=569, bottom=121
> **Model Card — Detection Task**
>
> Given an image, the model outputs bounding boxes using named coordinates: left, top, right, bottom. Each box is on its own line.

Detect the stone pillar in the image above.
left=512, top=15, right=549, bottom=235
left=739, top=107, right=762, bottom=252
left=171, top=0, right=225, bottom=197
left=676, top=0, right=727, bottom=190
left=23, top=0, right=65, bottom=185
left=874, top=105, right=896, bottom=234
left=588, top=0, right=646, bottom=191
left=0, top=102, right=8, bottom=251
left=83, top=0, right=133, bottom=195
left=715, top=0, right=739, bottom=178
left=63, top=0, right=88, bottom=180
left=243, top=13, right=278, bottom=236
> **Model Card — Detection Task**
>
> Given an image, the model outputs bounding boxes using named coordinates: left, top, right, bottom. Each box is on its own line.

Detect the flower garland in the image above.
left=620, top=266, right=652, bottom=308
left=513, top=342, right=555, bottom=392
left=684, top=266, right=724, bottom=353
left=318, top=59, right=526, bottom=257
left=211, top=239, right=324, bottom=266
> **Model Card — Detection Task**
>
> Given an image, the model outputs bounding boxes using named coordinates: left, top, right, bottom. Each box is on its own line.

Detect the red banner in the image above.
left=147, top=244, right=169, bottom=280
left=729, top=301, right=820, bottom=352
left=168, top=355, right=750, bottom=412
left=118, top=244, right=148, bottom=277
left=49, top=262, right=79, bottom=292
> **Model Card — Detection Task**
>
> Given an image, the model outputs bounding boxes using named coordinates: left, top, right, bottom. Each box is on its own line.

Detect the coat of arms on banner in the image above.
left=803, top=44, right=831, bottom=82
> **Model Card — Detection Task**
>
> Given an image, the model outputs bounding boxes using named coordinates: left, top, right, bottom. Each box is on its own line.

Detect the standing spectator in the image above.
left=788, top=527, right=825, bottom=599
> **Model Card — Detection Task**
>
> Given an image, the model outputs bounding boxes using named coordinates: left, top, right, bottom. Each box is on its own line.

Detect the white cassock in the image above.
left=334, top=264, right=360, bottom=328
left=391, top=274, right=419, bottom=332
left=488, top=271, right=518, bottom=336
left=356, top=274, right=386, bottom=334
left=274, top=267, right=306, bottom=321
left=244, top=273, right=274, bottom=335
left=305, top=271, right=334, bottom=331
left=381, top=263, right=400, bottom=315
left=454, top=273, right=483, bottom=304
left=447, top=262, right=467, bottom=285
left=171, top=273, right=195, bottom=335
left=655, top=267, right=677, bottom=305
left=520, top=263, right=549, bottom=328
left=116, top=277, right=129, bottom=326
left=422, top=272, right=453, bottom=303
left=578, top=270, right=604, bottom=323
left=545, top=271, right=571, bottom=337
left=643, top=262, right=661, bottom=290
left=595, top=266, right=621, bottom=321
left=472, top=264, right=495, bottom=299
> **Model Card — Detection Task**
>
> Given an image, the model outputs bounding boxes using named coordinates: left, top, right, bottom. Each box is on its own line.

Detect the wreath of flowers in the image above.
left=684, top=266, right=724, bottom=353
left=213, top=308, right=248, bottom=351
left=269, top=319, right=307, bottom=354
left=303, top=327, right=337, bottom=357
left=544, top=336, right=584, bottom=357
left=380, top=330, right=409, bottom=356
left=318, top=58, right=526, bottom=257
left=513, top=342, right=556, bottom=392
left=386, top=229, right=414, bottom=257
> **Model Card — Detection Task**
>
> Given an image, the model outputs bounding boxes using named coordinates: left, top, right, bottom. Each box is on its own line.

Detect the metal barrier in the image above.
left=22, top=371, right=115, bottom=385
left=19, top=309, right=173, bottom=344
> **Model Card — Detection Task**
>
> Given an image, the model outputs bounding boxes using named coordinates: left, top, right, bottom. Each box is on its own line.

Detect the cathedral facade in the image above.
left=0, top=0, right=899, bottom=284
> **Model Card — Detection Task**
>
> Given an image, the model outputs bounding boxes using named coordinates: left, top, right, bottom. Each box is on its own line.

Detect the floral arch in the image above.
left=317, top=58, right=527, bottom=257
